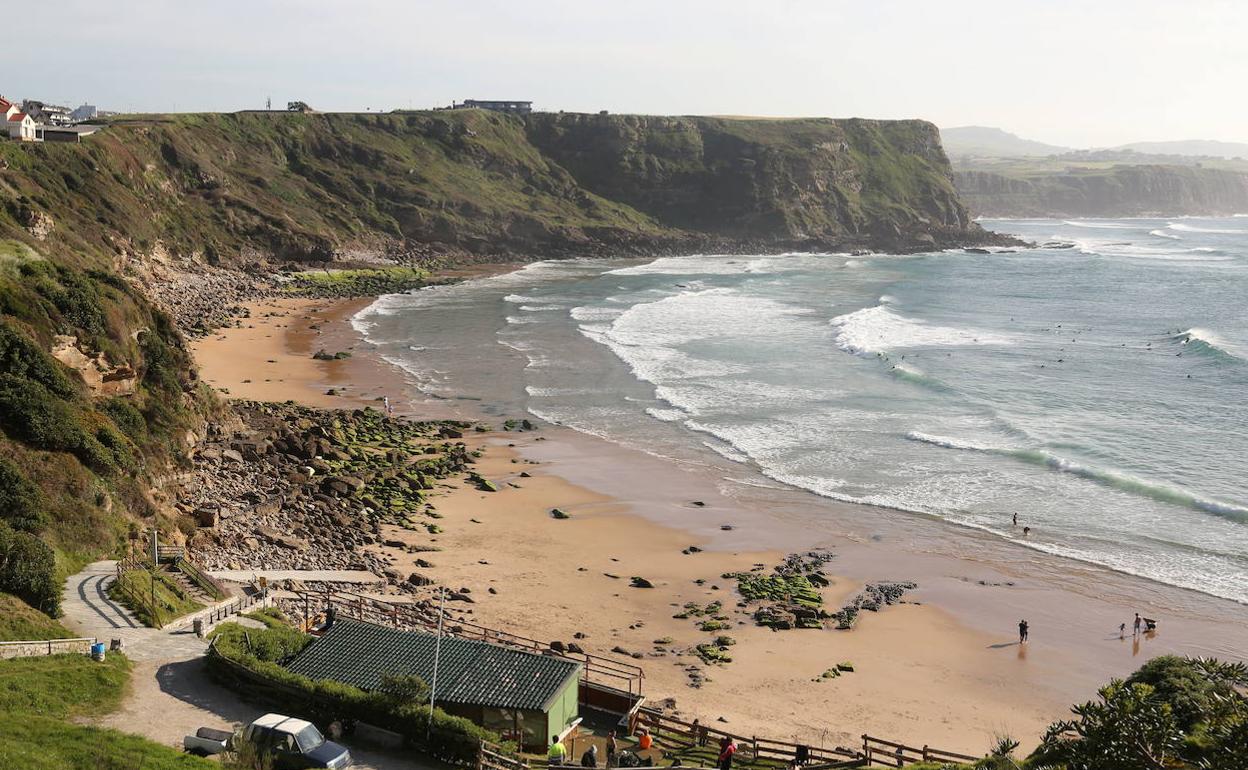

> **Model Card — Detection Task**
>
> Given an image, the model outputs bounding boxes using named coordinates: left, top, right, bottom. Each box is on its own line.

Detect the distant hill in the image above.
left=1113, top=139, right=1248, bottom=160
left=940, top=126, right=1072, bottom=157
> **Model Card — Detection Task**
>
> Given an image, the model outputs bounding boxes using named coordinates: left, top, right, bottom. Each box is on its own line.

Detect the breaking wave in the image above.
left=1168, top=222, right=1248, bottom=235
left=831, top=304, right=1016, bottom=354
left=1173, top=328, right=1247, bottom=361
left=905, top=432, right=1248, bottom=522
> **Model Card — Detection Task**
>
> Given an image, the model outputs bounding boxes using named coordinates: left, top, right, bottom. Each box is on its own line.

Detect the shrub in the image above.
left=0, top=520, right=60, bottom=616
left=0, top=320, right=78, bottom=398
left=0, top=375, right=116, bottom=473
left=99, top=398, right=148, bottom=444
left=1034, top=679, right=1183, bottom=770
left=0, top=457, right=46, bottom=532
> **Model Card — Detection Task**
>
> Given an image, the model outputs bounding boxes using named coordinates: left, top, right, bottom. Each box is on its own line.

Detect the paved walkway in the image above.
left=58, top=561, right=432, bottom=770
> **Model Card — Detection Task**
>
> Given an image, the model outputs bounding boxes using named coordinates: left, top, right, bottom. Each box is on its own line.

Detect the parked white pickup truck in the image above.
left=184, top=713, right=352, bottom=769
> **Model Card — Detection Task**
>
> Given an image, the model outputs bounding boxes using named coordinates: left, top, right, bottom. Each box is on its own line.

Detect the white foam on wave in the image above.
left=1063, top=220, right=1138, bottom=229
left=1168, top=222, right=1248, bottom=235
left=645, top=407, right=688, bottom=423
left=905, top=431, right=1248, bottom=522
left=570, top=305, right=624, bottom=322
left=518, top=304, right=563, bottom=312
left=830, top=304, right=1016, bottom=354
left=1150, top=229, right=1182, bottom=240
left=1178, top=328, right=1248, bottom=361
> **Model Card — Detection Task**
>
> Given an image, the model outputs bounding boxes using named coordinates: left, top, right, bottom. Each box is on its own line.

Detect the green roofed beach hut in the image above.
left=286, top=619, right=581, bottom=750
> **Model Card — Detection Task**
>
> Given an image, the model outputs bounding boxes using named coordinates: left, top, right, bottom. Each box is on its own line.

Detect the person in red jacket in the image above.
left=718, top=738, right=737, bottom=770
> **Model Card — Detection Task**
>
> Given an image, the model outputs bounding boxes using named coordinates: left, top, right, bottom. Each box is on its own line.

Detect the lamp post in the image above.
left=427, top=586, right=446, bottom=740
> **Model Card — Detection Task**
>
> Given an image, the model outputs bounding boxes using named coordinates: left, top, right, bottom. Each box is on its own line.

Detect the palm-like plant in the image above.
left=1034, top=680, right=1181, bottom=770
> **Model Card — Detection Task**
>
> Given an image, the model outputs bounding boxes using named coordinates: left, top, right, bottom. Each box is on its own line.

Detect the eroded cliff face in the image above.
left=524, top=114, right=980, bottom=249
left=954, top=165, right=1248, bottom=218
left=0, top=110, right=991, bottom=270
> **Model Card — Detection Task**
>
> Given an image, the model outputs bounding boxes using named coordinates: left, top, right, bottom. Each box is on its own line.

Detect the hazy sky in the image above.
left=7, top=0, right=1247, bottom=147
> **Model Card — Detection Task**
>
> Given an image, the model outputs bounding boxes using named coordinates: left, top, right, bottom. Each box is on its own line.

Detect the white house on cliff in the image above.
left=1, top=96, right=37, bottom=141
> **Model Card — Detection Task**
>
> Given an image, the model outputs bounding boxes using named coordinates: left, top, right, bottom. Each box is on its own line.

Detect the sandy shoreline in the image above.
left=190, top=287, right=1248, bottom=756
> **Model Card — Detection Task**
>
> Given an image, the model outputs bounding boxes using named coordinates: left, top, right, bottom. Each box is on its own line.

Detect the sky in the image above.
left=6, top=0, right=1247, bottom=148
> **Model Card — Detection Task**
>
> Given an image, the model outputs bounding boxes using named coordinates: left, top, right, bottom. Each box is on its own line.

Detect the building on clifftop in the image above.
left=456, top=99, right=533, bottom=114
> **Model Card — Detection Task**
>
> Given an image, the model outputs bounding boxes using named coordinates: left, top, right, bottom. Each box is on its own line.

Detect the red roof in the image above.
left=8, top=112, right=27, bottom=122
left=0, top=98, right=12, bottom=111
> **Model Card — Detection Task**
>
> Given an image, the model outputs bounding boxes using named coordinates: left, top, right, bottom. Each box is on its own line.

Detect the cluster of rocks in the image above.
left=723, top=551, right=836, bottom=630
left=132, top=259, right=274, bottom=337
left=177, top=401, right=475, bottom=577
left=829, top=582, right=918, bottom=630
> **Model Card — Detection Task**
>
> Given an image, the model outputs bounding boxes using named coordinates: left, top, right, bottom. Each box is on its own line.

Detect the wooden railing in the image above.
left=636, top=709, right=865, bottom=769
left=479, top=740, right=529, bottom=770
left=115, top=556, right=164, bottom=629
left=0, top=637, right=97, bottom=659
left=194, top=588, right=269, bottom=629
left=156, top=545, right=186, bottom=563
left=174, top=555, right=229, bottom=601
left=291, top=588, right=645, bottom=697
left=860, top=735, right=979, bottom=767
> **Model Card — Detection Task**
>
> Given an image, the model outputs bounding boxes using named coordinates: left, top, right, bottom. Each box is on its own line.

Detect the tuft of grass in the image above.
left=0, top=652, right=130, bottom=718
left=0, top=716, right=212, bottom=769
left=0, top=592, right=72, bottom=641
left=109, top=567, right=204, bottom=627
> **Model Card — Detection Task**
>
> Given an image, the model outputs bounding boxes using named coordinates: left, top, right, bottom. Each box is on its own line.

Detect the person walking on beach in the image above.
left=1119, top=622, right=1126, bottom=639
left=548, top=736, right=568, bottom=767
left=1013, top=512, right=1018, bottom=526
left=383, top=395, right=393, bottom=416
left=718, top=738, right=737, bottom=770
left=1018, top=619, right=1029, bottom=643
left=1134, top=613, right=1142, bottom=636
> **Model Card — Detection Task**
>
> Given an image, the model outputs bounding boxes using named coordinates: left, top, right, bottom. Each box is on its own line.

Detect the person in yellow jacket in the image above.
left=549, top=735, right=568, bottom=766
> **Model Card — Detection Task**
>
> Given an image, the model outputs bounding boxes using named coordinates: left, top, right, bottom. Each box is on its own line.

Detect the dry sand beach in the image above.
left=190, top=289, right=1248, bottom=755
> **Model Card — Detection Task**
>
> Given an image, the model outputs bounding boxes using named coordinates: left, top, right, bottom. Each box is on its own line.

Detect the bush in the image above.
left=0, top=457, right=46, bottom=532
left=0, top=521, right=60, bottom=616
left=1127, top=655, right=1228, bottom=732
left=99, top=398, right=148, bottom=445
left=0, top=321, right=77, bottom=398
left=207, top=623, right=499, bottom=766
left=0, top=375, right=116, bottom=473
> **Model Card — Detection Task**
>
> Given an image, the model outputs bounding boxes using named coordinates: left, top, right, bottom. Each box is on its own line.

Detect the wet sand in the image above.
left=192, top=291, right=1248, bottom=756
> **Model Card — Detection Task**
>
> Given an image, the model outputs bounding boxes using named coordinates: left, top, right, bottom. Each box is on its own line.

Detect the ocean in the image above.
left=353, top=218, right=1248, bottom=604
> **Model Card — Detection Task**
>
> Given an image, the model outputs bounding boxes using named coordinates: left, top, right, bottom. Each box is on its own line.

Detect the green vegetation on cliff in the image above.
left=1, top=110, right=984, bottom=268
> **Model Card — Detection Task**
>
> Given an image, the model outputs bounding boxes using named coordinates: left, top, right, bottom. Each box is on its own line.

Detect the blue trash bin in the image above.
left=90, top=642, right=106, bottom=661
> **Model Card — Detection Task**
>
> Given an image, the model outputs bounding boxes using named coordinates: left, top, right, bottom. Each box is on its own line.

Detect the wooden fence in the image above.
left=115, top=556, right=164, bottom=628
left=193, top=588, right=269, bottom=629
left=174, top=555, right=229, bottom=601
left=480, top=740, right=530, bottom=770
left=860, top=735, right=979, bottom=767
left=0, top=637, right=96, bottom=660
left=292, top=588, right=645, bottom=698
left=635, top=709, right=865, bottom=769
